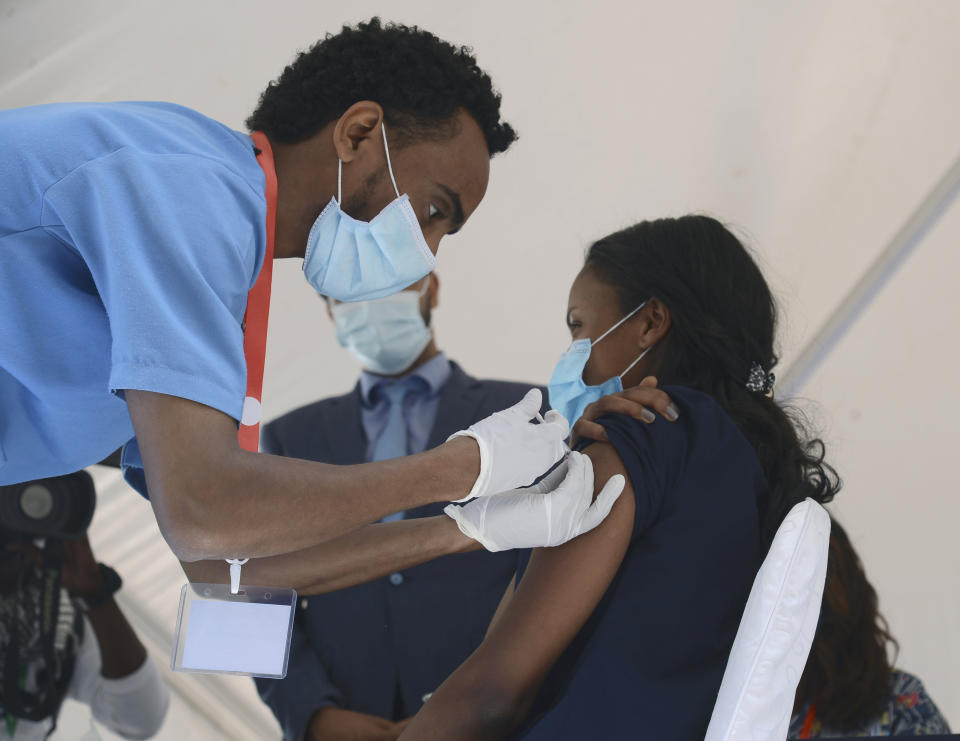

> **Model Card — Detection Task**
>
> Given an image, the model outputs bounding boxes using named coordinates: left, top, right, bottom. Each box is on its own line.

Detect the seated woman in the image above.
left=400, top=215, right=840, bottom=740
left=789, top=517, right=951, bottom=738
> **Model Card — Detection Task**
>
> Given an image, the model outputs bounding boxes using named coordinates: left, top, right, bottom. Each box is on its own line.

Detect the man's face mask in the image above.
left=303, top=123, right=437, bottom=303
left=330, top=281, right=432, bottom=375
left=547, top=302, right=654, bottom=427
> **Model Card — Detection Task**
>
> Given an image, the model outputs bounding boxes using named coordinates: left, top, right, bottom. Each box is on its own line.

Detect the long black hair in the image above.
left=585, top=215, right=839, bottom=548
left=794, top=518, right=897, bottom=730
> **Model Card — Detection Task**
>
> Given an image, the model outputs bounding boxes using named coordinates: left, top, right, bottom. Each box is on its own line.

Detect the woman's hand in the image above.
left=570, top=376, right=679, bottom=445
left=307, top=707, right=405, bottom=740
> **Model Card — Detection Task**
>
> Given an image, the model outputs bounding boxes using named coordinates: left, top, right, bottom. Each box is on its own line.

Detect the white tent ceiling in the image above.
left=2, top=0, right=957, bottom=737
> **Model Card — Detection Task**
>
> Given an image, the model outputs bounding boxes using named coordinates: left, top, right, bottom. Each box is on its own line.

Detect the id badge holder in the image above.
left=171, top=559, right=296, bottom=678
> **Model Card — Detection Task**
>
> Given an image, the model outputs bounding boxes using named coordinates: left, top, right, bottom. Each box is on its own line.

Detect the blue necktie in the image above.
left=372, top=379, right=416, bottom=522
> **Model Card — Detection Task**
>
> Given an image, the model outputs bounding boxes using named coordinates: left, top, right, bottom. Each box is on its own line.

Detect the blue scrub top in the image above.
left=0, top=102, right=267, bottom=492
left=513, top=387, right=765, bottom=740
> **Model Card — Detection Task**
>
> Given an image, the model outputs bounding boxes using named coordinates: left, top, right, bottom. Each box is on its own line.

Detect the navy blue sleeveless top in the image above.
left=513, top=386, right=765, bottom=740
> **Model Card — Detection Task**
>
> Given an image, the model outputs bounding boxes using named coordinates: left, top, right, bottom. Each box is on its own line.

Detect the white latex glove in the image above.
left=443, top=451, right=625, bottom=551
left=448, top=388, right=569, bottom=503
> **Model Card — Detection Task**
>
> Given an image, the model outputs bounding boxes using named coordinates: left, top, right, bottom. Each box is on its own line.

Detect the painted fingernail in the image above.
left=641, top=408, right=656, bottom=423
left=665, top=404, right=679, bottom=421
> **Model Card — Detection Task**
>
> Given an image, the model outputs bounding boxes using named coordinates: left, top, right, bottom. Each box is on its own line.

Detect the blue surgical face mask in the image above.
left=331, top=281, right=432, bottom=375
left=303, top=123, right=437, bottom=302
left=548, top=302, right=653, bottom=427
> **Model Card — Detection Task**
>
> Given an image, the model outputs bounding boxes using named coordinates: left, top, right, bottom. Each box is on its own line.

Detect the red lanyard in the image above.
left=237, top=131, right=277, bottom=453
left=799, top=702, right=817, bottom=738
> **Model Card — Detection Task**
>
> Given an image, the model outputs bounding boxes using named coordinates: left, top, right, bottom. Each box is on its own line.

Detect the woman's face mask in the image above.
left=547, top=301, right=654, bottom=428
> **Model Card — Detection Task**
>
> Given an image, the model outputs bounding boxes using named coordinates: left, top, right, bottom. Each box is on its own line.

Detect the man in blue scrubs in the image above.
left=0, top=20, right=650, bottom=587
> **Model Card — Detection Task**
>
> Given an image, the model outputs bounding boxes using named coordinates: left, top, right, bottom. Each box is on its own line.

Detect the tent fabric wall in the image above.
left=1, top=1, right=956, bottom=737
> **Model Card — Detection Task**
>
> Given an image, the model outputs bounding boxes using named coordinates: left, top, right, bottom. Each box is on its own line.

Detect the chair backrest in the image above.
left=704, top=498, right=831, bottom=741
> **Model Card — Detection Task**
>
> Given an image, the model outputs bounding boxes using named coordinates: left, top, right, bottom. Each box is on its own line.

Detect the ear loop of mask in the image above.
left=589, top=300, right=653, bottom=381
left=336, top=121, right=401, bottom=205
left=381, top=122, right=401, bottom=198
left=618, top=343, right=654, bottom=380
left=591, top=300, right=648, bottom=347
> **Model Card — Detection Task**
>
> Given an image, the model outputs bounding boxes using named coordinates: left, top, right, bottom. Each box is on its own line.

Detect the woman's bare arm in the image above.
left=485, top=573, right=516, bottom=638
left=398, top=441, right=635, bottom=741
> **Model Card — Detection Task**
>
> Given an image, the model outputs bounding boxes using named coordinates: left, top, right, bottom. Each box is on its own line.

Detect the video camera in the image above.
left=0, top=472, right=96, bottom=726
left=0, top=471, right=96, bottom=541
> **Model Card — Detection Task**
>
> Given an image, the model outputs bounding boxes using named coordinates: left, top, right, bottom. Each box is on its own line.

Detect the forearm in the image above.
left=181, top=515, right=482, bottom=593
left=126, top=389, right=480, bottom=561
left=405, top=449, right=635, bottom=740
left=400, top=618, right=541, bottom=741
left=84, top=599, right=148, bottom=679
left=153, top=437, right=479, bottom=561
left=399, top=662, right=530, bottom=741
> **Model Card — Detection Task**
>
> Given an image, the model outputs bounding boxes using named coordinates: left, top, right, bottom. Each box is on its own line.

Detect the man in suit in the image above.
left=256, top=273, right=542, bottom=741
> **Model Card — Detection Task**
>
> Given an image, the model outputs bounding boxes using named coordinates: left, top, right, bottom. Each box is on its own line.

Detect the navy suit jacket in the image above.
left=255, top=362, right=546, bottom=741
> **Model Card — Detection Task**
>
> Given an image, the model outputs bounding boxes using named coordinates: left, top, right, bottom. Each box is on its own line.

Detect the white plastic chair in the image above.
left=704, top=498, right=831, bottom=741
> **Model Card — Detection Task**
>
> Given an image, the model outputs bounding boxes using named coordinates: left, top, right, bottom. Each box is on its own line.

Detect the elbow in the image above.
left=457, top=683, right=531, bottom=739
left=151, top=479, right=235, bottom=562
left=471, top=700, right=525, bottom=739
left=157, top=512, right=227, bottom=563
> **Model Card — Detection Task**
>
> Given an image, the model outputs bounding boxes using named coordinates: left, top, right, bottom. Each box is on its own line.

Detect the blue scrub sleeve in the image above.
left=255, top=620, right=344, bottom=741
left=42, top=148, right=264, bottom=421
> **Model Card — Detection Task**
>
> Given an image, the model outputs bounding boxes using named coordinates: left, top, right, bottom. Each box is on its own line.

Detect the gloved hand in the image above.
left=443, top=451, right=625, bottom=551
left=448, top=388, right=569, bottom=503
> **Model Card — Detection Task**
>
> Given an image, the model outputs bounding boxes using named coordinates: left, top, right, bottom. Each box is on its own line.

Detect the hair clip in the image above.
left=746, top=362, right=775, bottom=396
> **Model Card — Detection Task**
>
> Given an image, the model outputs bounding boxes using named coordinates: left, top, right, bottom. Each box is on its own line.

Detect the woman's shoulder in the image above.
left=891, top=668, right=926, bottom=692
left=594, top=385, right=764, bottom=532
left=888, top=669, right=952, bottom=734
left=598, top=385, right=749, bottom=457
left=660, top=384, right=736, bottom=423
left=889, top=668, right=938, bottom=702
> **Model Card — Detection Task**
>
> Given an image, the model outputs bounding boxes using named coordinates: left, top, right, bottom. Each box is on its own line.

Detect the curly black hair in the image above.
left=246, top=18, right=517, bottom=155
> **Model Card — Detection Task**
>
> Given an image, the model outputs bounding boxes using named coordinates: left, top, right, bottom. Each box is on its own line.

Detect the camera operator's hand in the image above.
left=61, top=536, right=103, bottom=597
left=62, top=536, right=148, bottom=680
left=3, top=540, right=41, bottom=564
left=4, top=536, right=104, bottom=596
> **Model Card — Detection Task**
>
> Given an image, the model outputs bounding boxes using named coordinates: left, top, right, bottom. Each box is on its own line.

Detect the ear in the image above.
left=332, top=101, right=385, bottom=164
left=428, top=273, right=440, bottom=311
left=639, top=298, right=671, bottom=348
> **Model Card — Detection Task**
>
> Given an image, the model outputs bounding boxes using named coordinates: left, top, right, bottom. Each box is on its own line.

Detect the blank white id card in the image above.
left=171, top=583, right=296, bottom=678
